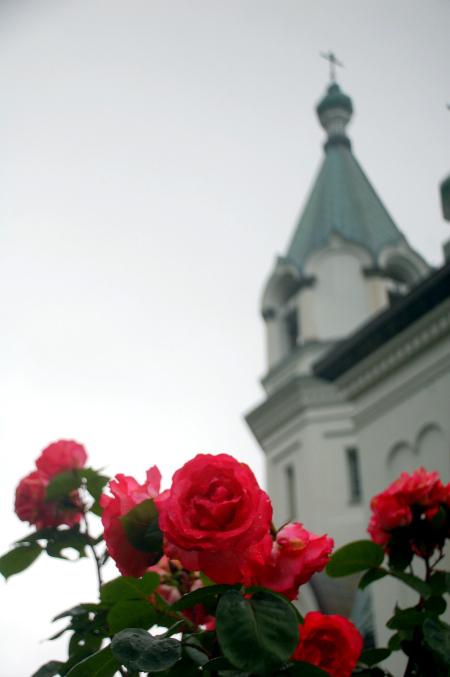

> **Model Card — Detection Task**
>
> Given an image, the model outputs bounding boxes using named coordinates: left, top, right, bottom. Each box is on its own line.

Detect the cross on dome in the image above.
left=320, top=51, right=344, bottom=83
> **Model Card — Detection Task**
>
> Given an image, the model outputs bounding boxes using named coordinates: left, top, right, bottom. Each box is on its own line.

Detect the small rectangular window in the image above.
left=346, top=448, right=362, bottom=503
left=285, top=464, right=297, bottom=519
left=285, top=310, right=299, bottom=350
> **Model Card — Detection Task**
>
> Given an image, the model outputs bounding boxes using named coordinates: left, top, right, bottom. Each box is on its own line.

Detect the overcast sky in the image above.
left=0, top=1, right=449, bottom=674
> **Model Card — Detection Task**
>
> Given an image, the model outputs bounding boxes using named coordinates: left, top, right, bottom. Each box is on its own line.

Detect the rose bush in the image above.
left=292, top=611, right=363, bottom=677
left=3, top=445, right=450, bottom=677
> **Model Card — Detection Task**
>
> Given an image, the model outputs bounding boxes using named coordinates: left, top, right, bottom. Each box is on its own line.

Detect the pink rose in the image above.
left=249, top=523, right=333, bottom=600
left=292, top=611, right=363, bottom=677
left=101, top=467, right=161, bottom=577
left=15, top=470, right=82, bottom=529
left=155, top=454, right=272, bottom=584
left=36, top=440, right=87, bottom=478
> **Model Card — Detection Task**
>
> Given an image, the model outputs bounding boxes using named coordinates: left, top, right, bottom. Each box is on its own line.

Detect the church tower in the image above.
left=246, top=78, right=431, bottom=619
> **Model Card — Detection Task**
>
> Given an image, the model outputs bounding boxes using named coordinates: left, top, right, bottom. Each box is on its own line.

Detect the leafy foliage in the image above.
left=111, top=627, right=182, bottom=672
left=326, top=540, right=384, bottom=577
left=0, top=543, right=42, bottom=579
left=216, top=589, right=299, bottom=674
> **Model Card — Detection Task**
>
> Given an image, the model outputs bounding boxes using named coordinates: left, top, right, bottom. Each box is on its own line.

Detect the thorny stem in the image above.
left=430, top=548, right=445, bottom=570
left=82, top=512, right=103, bottom=591
left=402, top=556, right=437, bottom=676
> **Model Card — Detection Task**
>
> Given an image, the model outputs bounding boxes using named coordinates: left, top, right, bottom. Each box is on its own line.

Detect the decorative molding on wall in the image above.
left=336, top=299, right=450, bottom=401
left=246, top=376, right=348, bottom=448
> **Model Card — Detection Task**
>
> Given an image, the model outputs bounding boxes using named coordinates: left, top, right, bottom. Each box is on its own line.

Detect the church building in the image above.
left=245, top=75, right=450, bottom=660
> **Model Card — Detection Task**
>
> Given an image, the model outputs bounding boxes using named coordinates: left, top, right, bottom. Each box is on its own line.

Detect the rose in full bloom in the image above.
left=249, top=523, right=333, bottom=600
left=15, top=470, right=82, bottom=529
left=35, top=440, right=88, bottom=478
left=155, top=453, right=272, bottom=584
left=368, top=467, right=450, bottom=556
left=292, top=611, right=363, bottom=677
left=101, top=467, right=161, bottom=577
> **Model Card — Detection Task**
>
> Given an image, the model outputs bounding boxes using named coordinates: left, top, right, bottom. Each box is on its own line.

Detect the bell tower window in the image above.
left=346, top=447, right=362, bottom=504
left=285, top=464, right=297, bottom=520
left=285, top=308, right=299, bottom=350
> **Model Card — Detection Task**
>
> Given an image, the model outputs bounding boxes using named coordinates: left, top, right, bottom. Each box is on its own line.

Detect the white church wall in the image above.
left=304, top=240, right=374, bottom=340
left=262, top=341, right=335, bottom=395
left=337, top=308, right=450, bottom=666
left=297, top=286, right=316, bottom=340
left=263, top=403, right=366, bottom=546
left=264, top=311, right=289, bottom=369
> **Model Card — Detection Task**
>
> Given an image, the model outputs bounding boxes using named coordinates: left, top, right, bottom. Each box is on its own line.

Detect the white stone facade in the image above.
left=246, top=81, right=449, bottom=675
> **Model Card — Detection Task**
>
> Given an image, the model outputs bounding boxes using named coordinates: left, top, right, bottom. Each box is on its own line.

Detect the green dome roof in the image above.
left=286, top=91, right=406, bottom=271
left=316, top=83, right=353, bottom=117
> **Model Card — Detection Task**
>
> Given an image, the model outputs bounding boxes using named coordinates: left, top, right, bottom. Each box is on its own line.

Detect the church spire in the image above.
left=316, top=82, right=353, bottom=148
left=284, top=79, right=413, bottom=273
left=317, top=52, right=353, bottom=148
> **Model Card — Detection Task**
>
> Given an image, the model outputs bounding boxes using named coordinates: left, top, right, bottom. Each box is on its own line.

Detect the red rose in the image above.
left=368, top=467, right=450, bottom=554
left=292, top=611, right=363, bottom=677
left=36, top=440, right=87, bottom=478
left=101, top=467, right=161, bottom=577
left=368, top=495, right=412, bottom=547
left=249, top=523, right=333, bottom=600
left=15, top=470, right=82, bottom=529
left=155, top=453, right=272, bottom=584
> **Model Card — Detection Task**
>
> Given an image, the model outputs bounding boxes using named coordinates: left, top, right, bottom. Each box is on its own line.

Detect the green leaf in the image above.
left=0, top=543, right=42, bottom=579
left=359, top=567, right=387, bottom=589
left=172, top=584, right=233, bottom=611
left=429, top=572, right=450, bottom=597
left=359, top=648, right=391, bottom=666
left=183, top=643, right=209, bottom=666
left=52, top=605, right=90, bottom=622
left=284, top=662, right=329, bottom=676
left=386, top=607, right=424, bottom=630
left=47, top=625, right=71, bottom=641
left=326, top=540, right=384, bottom=577
left=65, top=646, right=120, bottom=677
left=216, top=589, right=299, bottom=674
left=31, top=661, right=65, bottom=677
left=423, top=617, right=450, bottom=663
left=107, top=599, right=157, bottom=633
left=387, top=632, right=402, bottom=651
left=69, top=631, right=103, bottom=659
left=120, top=498, right=163, bottom=556
left=202, top=656, right=234, bottom=672
left=387, top=545, right=413, bottom=572
left=389, top=571, right=431, bottom=598
left=424, top=596, right=447, bottom=615
left=83, top=468, right=109, bottom=500
left=111, top=627, right=182, bottom=672
left=46, top=529, right=90, bottom=559
left=100, top=572, right=160, bottom=604
left=46, top=470, right=82, bottom=501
